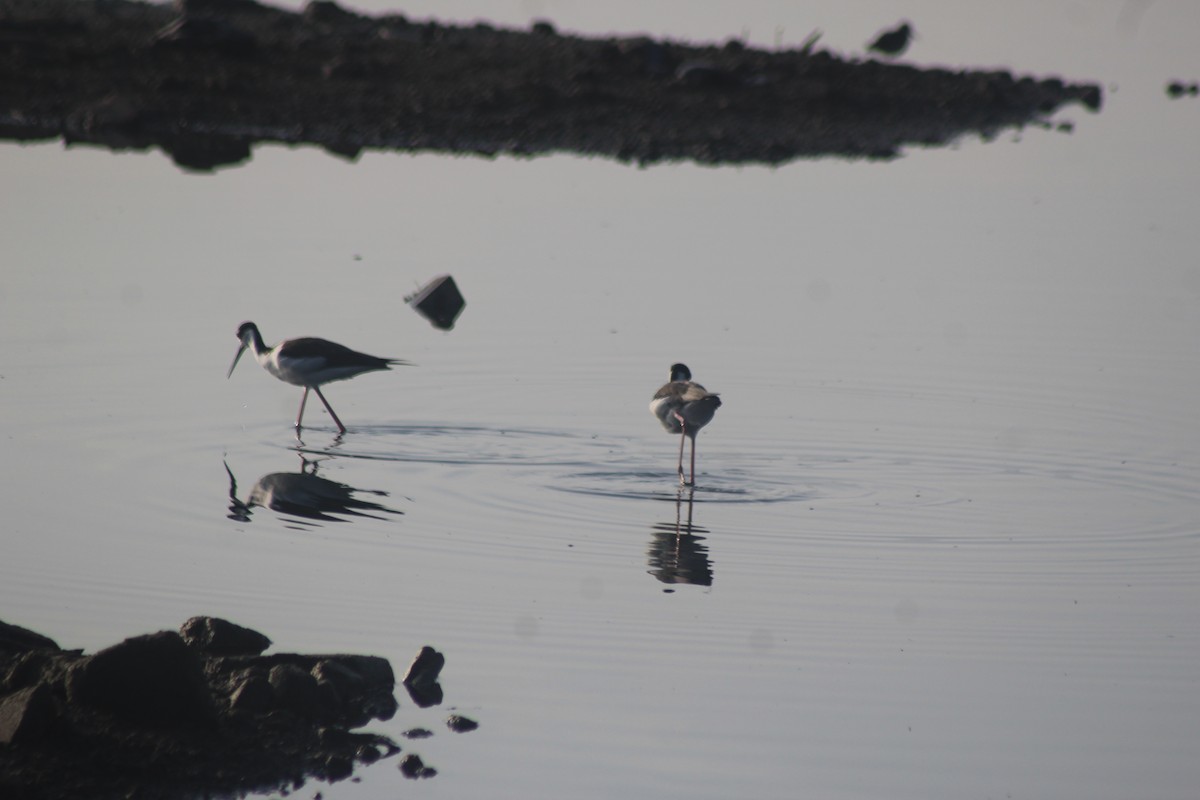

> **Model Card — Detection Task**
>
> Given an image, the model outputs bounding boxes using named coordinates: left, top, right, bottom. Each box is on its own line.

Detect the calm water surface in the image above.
left=2, top=3, right=1199, bottom=799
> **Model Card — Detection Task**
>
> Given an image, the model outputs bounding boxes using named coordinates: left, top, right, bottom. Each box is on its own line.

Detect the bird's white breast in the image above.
left=261, top=350, right=321, bottom=386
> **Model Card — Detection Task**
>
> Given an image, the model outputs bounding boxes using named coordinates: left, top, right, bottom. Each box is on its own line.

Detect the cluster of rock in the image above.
left=0, top=616, right=465, bottom=798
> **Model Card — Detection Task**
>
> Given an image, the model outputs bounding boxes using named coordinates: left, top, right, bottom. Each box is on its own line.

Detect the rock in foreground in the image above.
left=0, top=617, right=399, bottom=799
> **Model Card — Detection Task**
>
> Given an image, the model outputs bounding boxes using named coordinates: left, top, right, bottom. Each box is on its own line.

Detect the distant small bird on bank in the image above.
left=867, top=22, right=913, bottom=57
left=650, top=363, right=722, bottom=486
left=227, top=321, right=410, bottom=435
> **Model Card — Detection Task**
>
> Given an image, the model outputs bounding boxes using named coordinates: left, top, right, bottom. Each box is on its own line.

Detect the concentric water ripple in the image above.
left=227, top=377, right=1200, bottom=592
left=291, top=422, right=619, bottom=467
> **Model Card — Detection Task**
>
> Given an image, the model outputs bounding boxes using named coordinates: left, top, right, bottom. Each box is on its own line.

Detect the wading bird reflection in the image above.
left=225, top=457, right=402, bottom=525
left=648, top=488, right=713, bottom=587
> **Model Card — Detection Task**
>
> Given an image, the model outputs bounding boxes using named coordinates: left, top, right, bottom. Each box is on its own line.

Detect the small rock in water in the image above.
left=399, top=752, right=437, bottom=778
left=402, top=646, right=445, bottom=687
left=1166, top=81, right=1199, bottom=99
left=402, top=727, right=435, bottom=739
left=401, top=646, right=445, bottom=707
left=446, top=714, right=478, bottom=733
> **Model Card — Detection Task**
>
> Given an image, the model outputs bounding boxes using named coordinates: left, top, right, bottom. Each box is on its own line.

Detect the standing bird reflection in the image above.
left=650, top=363, right=722, bottom=486
left=227, top=321, right=410, bottom=435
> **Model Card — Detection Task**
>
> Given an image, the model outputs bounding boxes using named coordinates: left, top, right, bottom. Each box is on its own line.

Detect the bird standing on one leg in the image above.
left=649, top=363, right=722, bottom=486
left=227, top=321, right=410, bottom=435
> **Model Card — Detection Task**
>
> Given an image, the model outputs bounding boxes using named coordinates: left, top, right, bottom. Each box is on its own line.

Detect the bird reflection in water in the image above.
left=647, top=488, right=713, bottom=589
left=225, top=456, right=403, bottom=527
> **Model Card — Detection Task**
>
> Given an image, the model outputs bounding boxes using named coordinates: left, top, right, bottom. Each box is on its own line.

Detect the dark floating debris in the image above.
left=0, top=0, right=1102, bottom=170
left=406, top=275, right=466, bottom=331
left=0, top=616, right=400, bottom=798
left=1166, top=81, right=1199, bottom=99
left=867, top=21, right=914, bottom=58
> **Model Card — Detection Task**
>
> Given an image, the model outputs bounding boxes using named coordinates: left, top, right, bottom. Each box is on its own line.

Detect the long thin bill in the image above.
left=227, top=343, right=248, bottom=378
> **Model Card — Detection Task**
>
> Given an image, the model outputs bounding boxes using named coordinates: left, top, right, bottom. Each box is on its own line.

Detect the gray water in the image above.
left=3, top=3, right=1199, bottom=799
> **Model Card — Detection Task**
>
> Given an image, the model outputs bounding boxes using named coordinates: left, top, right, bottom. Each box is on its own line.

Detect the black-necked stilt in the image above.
left=867, top=22, right=913, bottom=57
left=227, top=321, right=410, bottom=435
left=649, top=363, right=722, bottom=486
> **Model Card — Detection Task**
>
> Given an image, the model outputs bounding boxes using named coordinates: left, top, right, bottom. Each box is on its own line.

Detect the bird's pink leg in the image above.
left=296, top=387, right=310, bottom=430
left=312, top=386, right=347, bottom=434
left=689, top=435, right=698, bottom=486
left=673, top=411, right=688, bottom=485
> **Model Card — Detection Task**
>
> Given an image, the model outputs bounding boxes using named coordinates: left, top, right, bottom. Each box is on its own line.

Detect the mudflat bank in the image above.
left=0, top=0, right=1101, bottom=171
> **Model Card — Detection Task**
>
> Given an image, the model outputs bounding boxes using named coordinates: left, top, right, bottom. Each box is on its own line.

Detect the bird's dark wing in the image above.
left=283, top=337, right=394, bottom=369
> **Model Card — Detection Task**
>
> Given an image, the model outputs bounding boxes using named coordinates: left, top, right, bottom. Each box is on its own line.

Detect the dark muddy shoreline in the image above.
left=0, top=0, right=1102, bottom=171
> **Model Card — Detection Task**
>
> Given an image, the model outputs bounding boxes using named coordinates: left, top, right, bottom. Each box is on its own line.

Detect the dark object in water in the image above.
left=403, top=727, right=435, bottom=739
left=0, top=616, right=400, bottom=797
left=1166, top=81, right=1199, bottom=99
left=399, top=752, right=437, bottom=778
left=402, top=646, right=445, bottom=687
left=446, top=714, right=478, bottom=733
left=402, top=645, right=445, bottom=707
left=407, top=275, right=466, bottom=330
left=868, top=22, right=913, bottom=57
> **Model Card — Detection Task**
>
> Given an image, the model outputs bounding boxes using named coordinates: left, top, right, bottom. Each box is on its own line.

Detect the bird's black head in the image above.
left=235, top=321, right=258, bottom=341
left=669, top=363, right=692, bottom=382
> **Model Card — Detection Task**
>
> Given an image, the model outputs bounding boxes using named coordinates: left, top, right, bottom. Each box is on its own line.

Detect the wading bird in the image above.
left=650, top=363, right=722, bottom=486
left=227, top=321, right=409, bottom=435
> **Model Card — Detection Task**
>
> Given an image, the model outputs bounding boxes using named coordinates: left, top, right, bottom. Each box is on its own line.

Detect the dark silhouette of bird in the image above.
left=867, top=22, right=913, bottom=58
